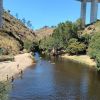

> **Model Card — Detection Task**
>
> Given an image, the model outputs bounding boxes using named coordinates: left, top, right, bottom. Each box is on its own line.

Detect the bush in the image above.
left=39, top=36, right=55, bottom=52
left=67, top=38, right=86, bottom=55
left=88, top=32, right=100, bottom=69
left=24, top=40, right=33, bottom=52
left=75, top=18, right=83, bottom=30
left=79, top=34, right=92, bottom=46
left=0, top=82, right=10, bottom=100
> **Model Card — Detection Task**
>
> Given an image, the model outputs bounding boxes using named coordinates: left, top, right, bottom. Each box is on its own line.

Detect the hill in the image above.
left=35, top=26, right=55, bottom=41
left=0, top=10, right=36, bottom=55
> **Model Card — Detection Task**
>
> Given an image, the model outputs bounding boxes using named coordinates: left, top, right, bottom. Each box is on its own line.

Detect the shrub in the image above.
left=67, top=38, right=86, bottom=55
left=75, top=18, right=83, bottom=30
left=24, top=40, right=33, bottom=52
left=39, top=36, right=55, bottom=52
left=79, top=34, right=92, bottom=46
left=0, top=82, right=10, bottom=100
left=88, top=32, right=100, bottom=69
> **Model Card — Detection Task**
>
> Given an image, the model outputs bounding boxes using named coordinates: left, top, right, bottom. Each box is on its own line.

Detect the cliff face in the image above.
left=0, top=11, right=36, bottom=55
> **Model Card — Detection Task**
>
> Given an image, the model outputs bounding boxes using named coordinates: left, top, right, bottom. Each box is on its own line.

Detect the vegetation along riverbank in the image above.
left=38, top=19, right=100, bottom=70
left=0, top=81, right=10, bottom=100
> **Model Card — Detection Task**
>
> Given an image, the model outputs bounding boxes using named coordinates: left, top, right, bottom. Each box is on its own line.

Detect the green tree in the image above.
left=27, top=20, right=32, bottom=28
left=15, top=13, right=19, bottom=19
left=39, top=36, right=55, bottom=52
left=67, top=38, right=86, bottom=55
left=52, top=21, right=78, bottom=49
left=88, top=32, right=100, bottom=69
left=39, top=20, right=81, bottom=54
left=75, top=18, right=83, bottom=30
left=79, top=34, right=92, bottom=46
left=22, top=18, right=26, bottom=25
left=7, top=10, right=11, bottom=13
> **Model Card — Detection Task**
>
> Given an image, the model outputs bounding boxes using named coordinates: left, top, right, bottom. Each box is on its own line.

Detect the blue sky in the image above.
left=3, top=0, right=100, bottom=29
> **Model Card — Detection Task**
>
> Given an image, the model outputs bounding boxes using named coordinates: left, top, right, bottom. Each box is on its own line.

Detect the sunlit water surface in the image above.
left=9, top=53, right=100, bottom=100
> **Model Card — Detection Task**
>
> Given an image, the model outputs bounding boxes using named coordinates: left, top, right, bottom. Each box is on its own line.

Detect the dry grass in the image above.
left=82, top=20, right=100, bottom=35
left=0, top=11, right=36, bottom=55
left=35, top=27, right=54, bottom=40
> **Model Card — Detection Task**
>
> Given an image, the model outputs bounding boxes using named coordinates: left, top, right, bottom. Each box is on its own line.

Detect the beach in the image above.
left=62, top=54, right=96, bottom=67
left=0, top=53, right=35, bottom=81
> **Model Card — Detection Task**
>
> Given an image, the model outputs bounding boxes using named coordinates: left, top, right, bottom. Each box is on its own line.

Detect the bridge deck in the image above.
left=77, top=0, right=100, bottom=2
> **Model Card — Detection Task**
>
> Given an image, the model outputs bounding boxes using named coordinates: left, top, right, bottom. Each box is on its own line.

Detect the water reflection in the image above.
left=9, top=53, right=100, bottom=100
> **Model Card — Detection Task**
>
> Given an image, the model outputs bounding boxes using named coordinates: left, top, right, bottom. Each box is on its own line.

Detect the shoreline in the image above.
left=0, top=53, right=35, bottom=81
left=61, top=54, right=96, bottom=67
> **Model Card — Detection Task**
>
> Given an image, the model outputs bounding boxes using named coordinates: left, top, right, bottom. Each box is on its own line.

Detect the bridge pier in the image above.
left=90, top=0, right=98, bottom=23
left=81, top=0, right=86, bottom=27
left=78, top=0, right=99, bottom=27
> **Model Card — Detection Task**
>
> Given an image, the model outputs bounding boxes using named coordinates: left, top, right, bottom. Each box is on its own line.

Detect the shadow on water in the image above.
left=8, top=52, right=100, bottom=100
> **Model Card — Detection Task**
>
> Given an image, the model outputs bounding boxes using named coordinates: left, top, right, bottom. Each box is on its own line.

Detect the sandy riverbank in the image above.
left=0, top=53, right=35, bottom=81
left=62, top=54, right=96, bottom=67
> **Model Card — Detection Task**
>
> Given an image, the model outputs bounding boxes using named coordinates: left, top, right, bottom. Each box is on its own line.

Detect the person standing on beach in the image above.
left=11, top=76, right=14, bottom=83
left=11, top=76, right=14, bottom=88
left=19, top=69, right=23, bottom=79
left=7, top=75, right=9, bottom=81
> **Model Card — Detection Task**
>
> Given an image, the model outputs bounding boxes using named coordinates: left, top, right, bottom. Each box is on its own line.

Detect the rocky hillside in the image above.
left=0, top=10, right=36, bottom=55
left=35, top=26, right=54, bottom=40
left=80, top=20, right=100, bottom=35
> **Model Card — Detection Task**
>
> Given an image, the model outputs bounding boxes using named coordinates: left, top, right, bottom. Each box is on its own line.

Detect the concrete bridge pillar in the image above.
left=81, top=0, right=87, bottom=27
left=0, top=0, right=3, bottom=28
left=90, top=0, right=98, bottom=23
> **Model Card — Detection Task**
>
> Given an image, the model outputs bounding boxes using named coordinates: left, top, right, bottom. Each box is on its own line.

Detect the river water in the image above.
left=9, top=53, right=100, bottom=100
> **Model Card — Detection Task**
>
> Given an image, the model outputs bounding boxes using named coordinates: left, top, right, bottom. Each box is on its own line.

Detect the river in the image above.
left=9, top=53, right=100, bottom=100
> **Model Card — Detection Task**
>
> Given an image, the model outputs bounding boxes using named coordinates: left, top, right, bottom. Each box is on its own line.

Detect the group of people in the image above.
left=6, top=64, right=23, bottom=83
